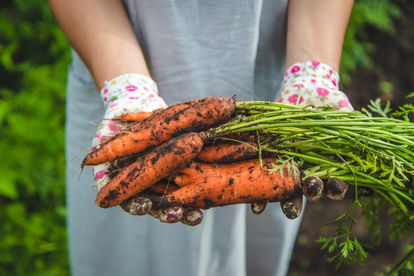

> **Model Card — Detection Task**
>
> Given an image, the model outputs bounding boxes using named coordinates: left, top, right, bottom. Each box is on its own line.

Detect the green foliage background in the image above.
left=0, top=0, right=69, bottom=275
left=0, top=0, right=405, bottom=275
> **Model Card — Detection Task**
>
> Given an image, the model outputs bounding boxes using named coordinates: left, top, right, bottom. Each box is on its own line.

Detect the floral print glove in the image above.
left=256, top=61, right=352, bottom=217
left=91, top=74, right=202, bottom=225
left=251, top=62, right=354, bottom=217
left=278, top=61, right=353, bottom=111
left=92, top=73, right=166, bottom=190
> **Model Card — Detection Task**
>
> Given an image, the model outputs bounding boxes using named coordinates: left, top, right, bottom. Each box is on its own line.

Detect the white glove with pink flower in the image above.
left=91, top=74, right=204, bottom=225
left=92, top=74, right=167, bottom=190
left=278, top=61, right=353, bottom=111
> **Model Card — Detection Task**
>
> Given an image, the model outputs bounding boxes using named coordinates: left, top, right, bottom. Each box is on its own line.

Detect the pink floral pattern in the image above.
left=311, top=61, right=320, bottom=67
left=280, top=61, right=353, bottom=111
left=95, top=170, right=107, bottom=179
left=317, top=88, right=329, bottom=97
left=291, top=66, right=301, bottom=74
left=288, top=94, right=304, bottom=104
left=125, top=85, right=138, bottom=92
left=338, top=98, right=351, bottom=108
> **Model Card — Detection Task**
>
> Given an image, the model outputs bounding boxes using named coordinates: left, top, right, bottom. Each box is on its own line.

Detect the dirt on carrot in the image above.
left=95, top=132, right=206, bottom=208
left=196, top=141, right=258, bottom=163
left=153, top=158, right=302, bottom=209
left=147, top=181, right=180, bottom=195
left=82, top=97, right=235, bottom=166
left=112, top=111, right=154, bottom=122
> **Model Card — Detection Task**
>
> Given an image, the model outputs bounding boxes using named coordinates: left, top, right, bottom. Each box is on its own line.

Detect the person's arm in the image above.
left=48, top=0, right=149, bottom=89
left=285, top=0, right=354, bottom=71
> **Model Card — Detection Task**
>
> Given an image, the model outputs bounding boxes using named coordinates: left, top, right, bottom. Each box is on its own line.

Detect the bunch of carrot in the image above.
left=82, top=97, right=306, bottom=220
left=82, top=97, right=414, bottom=223
left=81, top=96, right=414, bottom=266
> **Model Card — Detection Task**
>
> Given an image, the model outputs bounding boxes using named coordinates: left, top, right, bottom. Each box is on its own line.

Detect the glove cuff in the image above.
left=100, top=73, right=158, bottom=104
left=283, top=61, right=340, bottom=90
left=100, top=73, right=167, bottom=118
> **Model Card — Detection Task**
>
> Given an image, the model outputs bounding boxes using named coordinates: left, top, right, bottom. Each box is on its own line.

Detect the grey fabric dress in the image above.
left=66, top=1, right=302, bottom=275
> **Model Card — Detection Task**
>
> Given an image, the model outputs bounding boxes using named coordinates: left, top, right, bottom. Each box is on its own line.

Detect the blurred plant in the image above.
left=0, top=0, right=406, bottom=275
left=0, top=0, right=69, bottom=275
left=382, top=245, right=414, bottom=275
left=341, top=0, right=402, bottom=83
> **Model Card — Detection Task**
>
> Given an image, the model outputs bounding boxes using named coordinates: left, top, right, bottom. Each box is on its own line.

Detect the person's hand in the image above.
left=278, top=61, right=351, bottom=213
left=252, top=61, right=353, bottom=216
left=279, top=61, right=354, bottom=111
left=91, top=73, right=203, bottom=225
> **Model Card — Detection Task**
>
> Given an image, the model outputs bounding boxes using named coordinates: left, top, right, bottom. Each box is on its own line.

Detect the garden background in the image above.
left=0, top=0, right=413, bottom=275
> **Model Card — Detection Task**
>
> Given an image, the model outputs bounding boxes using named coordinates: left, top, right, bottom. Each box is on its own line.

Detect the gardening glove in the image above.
left=252, top=62, right=354, bottom=215
left=279, top=61, right=354, bottom=111
left=280, top=61, right=351, bottom=203
left=91, top=73, right=203, bottom=225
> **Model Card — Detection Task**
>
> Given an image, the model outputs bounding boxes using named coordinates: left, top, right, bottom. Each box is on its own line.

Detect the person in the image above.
left=48, top=0, right=354, bottom=275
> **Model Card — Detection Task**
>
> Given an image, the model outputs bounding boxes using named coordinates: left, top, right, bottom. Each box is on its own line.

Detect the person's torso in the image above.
left=120, top=0, right=288, bottom=104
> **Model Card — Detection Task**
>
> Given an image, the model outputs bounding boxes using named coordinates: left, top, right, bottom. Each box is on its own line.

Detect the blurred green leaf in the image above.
left=341, top=0, right=402, bottom=83
left=0, top=0, right=405, bottom=275
left=0, top=0, right=69, bottom=275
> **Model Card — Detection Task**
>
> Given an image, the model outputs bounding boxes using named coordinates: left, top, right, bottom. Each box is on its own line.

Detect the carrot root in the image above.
left=95, top=132, right=205, bottom=208
left=196, top=141, right=258, bottom=163
left=153, top=158, right=301, bottom=208
left=113, top=111, right=154, bottom=122
left=147, top=181, right=180, bottom=195
left=82, top=97, right=235, bottom=166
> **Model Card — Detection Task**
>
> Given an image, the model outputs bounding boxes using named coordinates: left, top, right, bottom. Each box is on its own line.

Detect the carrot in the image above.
left=82, top=97, right=235, bottom=166
left=128, top=98, right=208, bottom=130
left=196, top=141, right=258, bottom=163
left=154, top=158, right=301, bottom=208
left=147, top=181, right=180, bottom=195
left=112, top=111, right=154, bottom=122
left=95, top=132, right=205, bottom=208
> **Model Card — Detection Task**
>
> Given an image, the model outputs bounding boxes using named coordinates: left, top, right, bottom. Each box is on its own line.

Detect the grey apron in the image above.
left=66, top=1, right=302, bottom=275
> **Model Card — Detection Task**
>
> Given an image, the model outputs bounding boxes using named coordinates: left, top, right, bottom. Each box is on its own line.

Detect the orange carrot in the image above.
left=128, top=98, right=207, bottom=130
left=95, top=132, right=205, bottom=208
left=147, top=181, right=180, bottom=195
left=82, top=97, right=235, bottom=166
left=112, top=111, right=154, bottom=122
left=154, top=158, right=301, bottom=208
left=196, top=141, right=258, bottom=163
